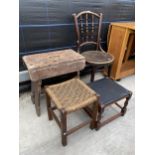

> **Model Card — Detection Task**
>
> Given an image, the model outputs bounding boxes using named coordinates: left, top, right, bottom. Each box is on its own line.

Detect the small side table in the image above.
left=23, top=49, right=85, bottom=116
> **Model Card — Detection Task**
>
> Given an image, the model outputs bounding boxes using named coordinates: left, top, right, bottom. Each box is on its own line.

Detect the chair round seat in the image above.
left=82, top=50, right=114, bottom=65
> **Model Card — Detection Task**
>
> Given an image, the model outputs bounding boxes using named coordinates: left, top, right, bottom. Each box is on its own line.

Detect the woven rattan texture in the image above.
left=82, top=51, right=114, bottom=65
left=45, top=78, right=97, bottom=112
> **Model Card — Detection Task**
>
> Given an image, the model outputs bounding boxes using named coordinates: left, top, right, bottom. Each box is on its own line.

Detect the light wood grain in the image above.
left=107, top=22, right=135, bottom=80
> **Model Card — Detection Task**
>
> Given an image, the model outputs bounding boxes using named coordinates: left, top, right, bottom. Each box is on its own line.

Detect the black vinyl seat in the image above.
left=88, top=77, right=131, bottom=105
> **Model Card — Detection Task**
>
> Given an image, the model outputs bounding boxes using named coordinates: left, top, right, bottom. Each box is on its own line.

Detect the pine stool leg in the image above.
left=121, top=92, right=132, bottom=116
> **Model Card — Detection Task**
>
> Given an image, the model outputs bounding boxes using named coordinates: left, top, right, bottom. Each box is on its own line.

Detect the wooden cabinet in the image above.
left=107, top=22, right=135, bottom=80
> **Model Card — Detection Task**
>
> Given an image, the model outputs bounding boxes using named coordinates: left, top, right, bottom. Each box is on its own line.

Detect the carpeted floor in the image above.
left=19, top=73, right=135, bottom=155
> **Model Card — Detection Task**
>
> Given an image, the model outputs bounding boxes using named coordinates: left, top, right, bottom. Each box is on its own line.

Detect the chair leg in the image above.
left=108, top=64, right=112, bottom=77
left=61, top=110, right=67, bottom=146
left=121, top=93, right=132, bottom=116
left=45, top=94, right=53, bottom=120
left=77, top=71, right=80, bottom=78
left=90, top=66, right=96, bottom=82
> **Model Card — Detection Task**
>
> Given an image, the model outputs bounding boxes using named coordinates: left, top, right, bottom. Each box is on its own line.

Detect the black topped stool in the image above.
left=84, top=77, right=132, bottom=130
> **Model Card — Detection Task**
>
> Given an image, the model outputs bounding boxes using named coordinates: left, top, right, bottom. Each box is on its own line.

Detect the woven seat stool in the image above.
left=85, top=78, right=132, bottom=130
left=45, top=78, right=98, bottom=146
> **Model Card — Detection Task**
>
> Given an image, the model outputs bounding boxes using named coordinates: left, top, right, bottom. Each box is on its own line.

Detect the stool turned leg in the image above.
left=90, top=100, right=99, bottom=129
left=121, top=92, right=132, bottom=116
left=96, top=106, right=104, bottom=130
left=90, top=66, right=96, bottom=82
left=45, top=94, right=53, bottom=120
left=61, top=110, right=67, bottom=146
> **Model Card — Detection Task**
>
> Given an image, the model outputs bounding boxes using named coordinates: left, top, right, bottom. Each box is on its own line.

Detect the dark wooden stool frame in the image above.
left=84, top=92, right=132, bottom=130
left=45, top=90, right=99, bottom=146
left=73, top=11, right=114, bottom=82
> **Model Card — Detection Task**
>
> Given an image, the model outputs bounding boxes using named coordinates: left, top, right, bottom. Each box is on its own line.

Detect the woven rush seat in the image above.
left=45, top=78, right=97, bottom=113
left=82, top=51, right=114, bottom=65
left=45, top=78, right=98, bottom=146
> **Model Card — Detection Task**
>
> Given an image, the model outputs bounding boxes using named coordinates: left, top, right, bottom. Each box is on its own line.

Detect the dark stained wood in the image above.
left=45, top=79, right=98, bottom=146
left=66, top=120, right=90, bottom=136
left=85, top=94, right=132, bottom=130
left=90, top=99, right=99, bottom=129
left=97, top=113, right=122, bottom=129
left=51, top=110, right=61, bottom=128
left=45, top=100, right=98, bottom=146
left=115, top=102, right=123, bottom=109
left=61, top=110, right=67, bottom=146
left=73, top=11, right=114, bottom=82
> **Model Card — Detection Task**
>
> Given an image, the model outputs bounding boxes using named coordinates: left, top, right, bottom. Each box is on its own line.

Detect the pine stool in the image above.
left=45, top=78, right=99, bottom=146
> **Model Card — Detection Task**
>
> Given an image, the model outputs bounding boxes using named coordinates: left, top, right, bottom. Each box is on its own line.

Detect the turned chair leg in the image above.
left=108, top=64, right=112, bottom=77
left=45, top=93, right=53, bottom=120
left=61, top=110, right=67, bottom=146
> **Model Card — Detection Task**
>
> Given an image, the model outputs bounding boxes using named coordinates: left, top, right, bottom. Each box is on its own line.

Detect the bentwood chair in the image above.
left=73, top=11, right=114, bottom=82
